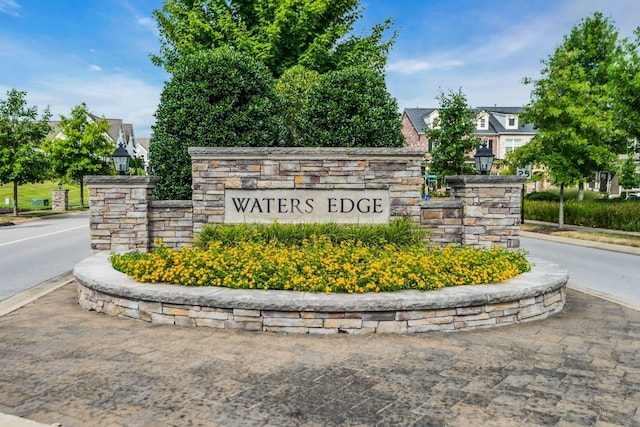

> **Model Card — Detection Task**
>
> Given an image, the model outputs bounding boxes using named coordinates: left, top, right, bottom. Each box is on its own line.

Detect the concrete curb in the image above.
left=521, top=231, right=640, bottom=256
left=568, top=283, right=640, bottom=312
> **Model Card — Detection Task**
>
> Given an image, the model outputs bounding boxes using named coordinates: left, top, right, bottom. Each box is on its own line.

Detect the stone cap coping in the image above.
left=188, top=147, right=427, bottom=160
left=74, top=252, right=568, bottom=312
left=420, top=199, right=464, bottom=208
left=446, top=175, right=526, bottom=185
left=84, top=176, right=160, bottom=186
left=150, top=200, right=193, bottom=208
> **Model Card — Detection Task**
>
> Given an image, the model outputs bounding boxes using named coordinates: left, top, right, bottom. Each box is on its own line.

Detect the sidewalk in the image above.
left=0, top=272, right=639, bottom=426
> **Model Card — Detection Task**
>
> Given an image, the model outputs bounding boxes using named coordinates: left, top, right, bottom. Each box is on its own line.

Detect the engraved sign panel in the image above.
left=224, top=189, right=390, bottom=224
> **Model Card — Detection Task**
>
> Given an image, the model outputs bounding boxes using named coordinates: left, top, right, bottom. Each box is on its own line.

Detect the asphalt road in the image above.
left=0, top=213, right=90, bottom=301
left=520, top=235, right=639, bottom=307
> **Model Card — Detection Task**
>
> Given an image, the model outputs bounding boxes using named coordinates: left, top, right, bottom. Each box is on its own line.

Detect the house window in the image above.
left=506, top=115, right=518, bottom=129
left=504, top=138, right=523, bottom=154
left=477, top=114, right=489, bottom=130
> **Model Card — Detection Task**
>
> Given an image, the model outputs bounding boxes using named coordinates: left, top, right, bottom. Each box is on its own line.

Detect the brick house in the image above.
left=401, top=106, right=537, bottom=173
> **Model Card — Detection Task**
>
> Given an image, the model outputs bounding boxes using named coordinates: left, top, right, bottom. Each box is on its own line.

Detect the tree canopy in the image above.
left=616, top=28, right=640, bottom=141
left=42, top=103, right=113, bottom=207
left=151, top=0, right=396, bottom=77
left=426, top=88, right=481, bottom=178
left=149, top=0, right=403, bottom=200
left=515, top=12, right=633, bottom=225
left=276, top=65, right=322, bottom=145
left=0, top=89, right=51, bottom=216
left=618, top=154, right=639, bottom=195
left=150, top=49, right=288, bottom=200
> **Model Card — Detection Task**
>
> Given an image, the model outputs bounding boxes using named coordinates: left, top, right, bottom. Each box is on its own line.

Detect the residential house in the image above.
left=48, top=114, right=146, bottom=173
left=401, top=106, right=537, bottom=172
left=134, top=138, right=150, bottom=171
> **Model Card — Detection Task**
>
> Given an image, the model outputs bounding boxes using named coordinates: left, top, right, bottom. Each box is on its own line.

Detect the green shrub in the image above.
left=525, top=191, right=559, bottom=201
left=150, top=49, right=288, bottom=200
left=524, top=200, right=640, bottom=231
left=195, top=218, right=428, bottom=249
left=298, top=67, right=404, bottom=147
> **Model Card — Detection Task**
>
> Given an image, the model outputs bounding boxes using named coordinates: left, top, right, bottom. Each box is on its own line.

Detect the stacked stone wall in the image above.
left=190, top=147, right=424, bottom=233
left=76, top=269, right=566, bottom=334
left=149, top=200, right=194, bottom=249
left=420, top=200, right=463, bottom=246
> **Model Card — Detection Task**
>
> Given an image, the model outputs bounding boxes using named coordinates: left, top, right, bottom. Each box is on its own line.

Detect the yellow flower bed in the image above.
left=110, top=236, right=531, bottom=293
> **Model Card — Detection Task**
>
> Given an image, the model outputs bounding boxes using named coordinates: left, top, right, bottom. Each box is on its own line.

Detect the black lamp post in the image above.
left=112, top=144, right=131, bottom=176
left=474, top=143, right=494, bottom=175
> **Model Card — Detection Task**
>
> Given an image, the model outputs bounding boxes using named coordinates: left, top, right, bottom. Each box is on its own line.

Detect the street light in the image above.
left=474, top=142, right=494, bottom=175
left=112, top=144, right=131, bottom=175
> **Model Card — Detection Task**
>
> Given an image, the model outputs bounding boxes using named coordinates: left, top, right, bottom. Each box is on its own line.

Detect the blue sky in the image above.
left=1, top=0, right=639, bottom=138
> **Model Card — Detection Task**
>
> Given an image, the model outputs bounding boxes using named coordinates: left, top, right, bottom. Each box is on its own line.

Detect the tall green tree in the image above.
left=42, top=103, right=113, bottom=207
left=618, top=154, right=639, bottom=196
left=150, top=49, right=288, bottom=200
left=616, top=28, right=640, bottom=142
left=0, top=89, right=51, bottom=216
left=426, top=88, right=482, bottom=178
left=298, top=67, right=404, bottom=147
left=516, top=12, right=629, bottom=227
left=151, top=0, right=396, bottom=76
left=276, top=65, right=321, bottom=145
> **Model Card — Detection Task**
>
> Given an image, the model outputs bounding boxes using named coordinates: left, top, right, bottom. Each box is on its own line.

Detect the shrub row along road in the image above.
left=0, top=213, right=90, bottom=300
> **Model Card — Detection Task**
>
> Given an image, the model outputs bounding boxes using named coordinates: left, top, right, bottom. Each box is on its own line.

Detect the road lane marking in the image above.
left=0, top=225, right=88, bottom=247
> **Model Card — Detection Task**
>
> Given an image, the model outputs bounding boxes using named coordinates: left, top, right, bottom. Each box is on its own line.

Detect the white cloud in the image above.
left=137, top=17, right=158, bottom=36
left=16, top=73, right=164, bottom=138
left=387, top=1, right=634, bottom=110
left=387, top=59, right=464, bottom=74
left=0, top=0, right=19, bottom=16
left=89, top=64, right=102, bottom=72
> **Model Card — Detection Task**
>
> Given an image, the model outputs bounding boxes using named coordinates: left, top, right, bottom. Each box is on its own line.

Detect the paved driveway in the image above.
left=0, top=280, right=638, bottom=426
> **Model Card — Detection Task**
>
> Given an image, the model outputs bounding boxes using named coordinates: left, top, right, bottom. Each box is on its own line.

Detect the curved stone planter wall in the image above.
left=74, top=253, right=568, bottom=334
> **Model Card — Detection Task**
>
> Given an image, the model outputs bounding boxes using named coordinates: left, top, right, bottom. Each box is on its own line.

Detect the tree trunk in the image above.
left=578, top=181, right=584, bottom=201
left=80, top=180, right=84, bottom=208
left=12, top=181, right=18, bottom=216
left=558, top=182, right=565, bottom=230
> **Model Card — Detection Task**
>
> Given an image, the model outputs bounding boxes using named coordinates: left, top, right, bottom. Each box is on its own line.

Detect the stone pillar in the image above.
left=84, top=176, right=159, bottom=253
left=446, top=175, right=525, bottom=249
left=51, top=189, right=69, bottom=211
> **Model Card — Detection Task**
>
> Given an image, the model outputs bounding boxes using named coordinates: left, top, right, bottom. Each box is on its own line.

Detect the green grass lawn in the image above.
left=0, top=181, right=89, bottom=211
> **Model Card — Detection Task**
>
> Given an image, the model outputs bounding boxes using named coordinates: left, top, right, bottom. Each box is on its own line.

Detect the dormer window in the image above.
left=426, top=110, right=440, bottom=129
left=477, top=112, right=489, bottom=130
left=506, top=115, right=518, bottom=129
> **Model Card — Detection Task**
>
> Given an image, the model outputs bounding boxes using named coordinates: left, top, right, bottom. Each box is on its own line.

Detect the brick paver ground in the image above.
left=0, top=280, right=639, bottom=427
